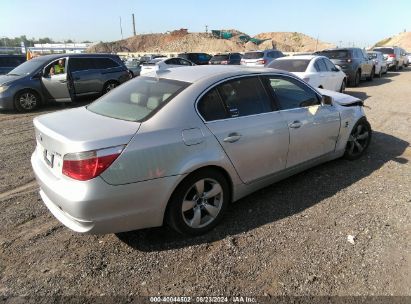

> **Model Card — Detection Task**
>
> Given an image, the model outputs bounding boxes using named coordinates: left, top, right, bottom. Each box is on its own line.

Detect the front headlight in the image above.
left=0, top=85, right=9, bottom=94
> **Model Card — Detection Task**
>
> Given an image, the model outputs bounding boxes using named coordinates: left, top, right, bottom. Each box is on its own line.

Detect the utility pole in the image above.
left=315, top=35, right=319, bottom=51
left=132, top=14, right=136, bottom=36
left=119, top=16, right=124, bottom=40
left=205, top=25, right=208, bottom=34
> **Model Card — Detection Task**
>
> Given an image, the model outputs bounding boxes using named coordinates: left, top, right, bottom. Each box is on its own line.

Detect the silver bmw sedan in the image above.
left=31, top=65, right=371, bottom=235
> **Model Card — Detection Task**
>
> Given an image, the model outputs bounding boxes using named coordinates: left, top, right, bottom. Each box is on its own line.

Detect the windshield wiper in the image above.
left=6, top=73, right=20, bottom=76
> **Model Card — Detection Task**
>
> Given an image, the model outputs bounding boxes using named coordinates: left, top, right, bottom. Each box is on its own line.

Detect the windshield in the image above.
left=87, top=77, right=190, bottom=122
left=318, top=50, right=349, bottom=59
left=7, top=58, right=46, bottom=76
left=374, top=48, right=394, bottom=54
left=268, top=59, right=310, bottom=72
left=243, top=52, right=264, bottom=59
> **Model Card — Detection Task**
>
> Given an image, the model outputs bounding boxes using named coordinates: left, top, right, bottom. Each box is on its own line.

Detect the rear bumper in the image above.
left=31, top=149, right=183, bottom=234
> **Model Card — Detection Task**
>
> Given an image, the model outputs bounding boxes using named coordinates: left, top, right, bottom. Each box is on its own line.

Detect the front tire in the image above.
left=350, top=71, right=360, bottom=87
left=166, top=169, right=230, bottom=235
left=14, top=90, right=40, bottom=112
left=366, top=68, right=375, bottom=81
left=344, top=118, right=372, bottom=160
left=377, top=67, right=382, bottom=78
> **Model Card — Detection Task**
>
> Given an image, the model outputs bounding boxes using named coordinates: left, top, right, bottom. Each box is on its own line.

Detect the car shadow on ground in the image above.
left=117, top=131, right=409, bottom=252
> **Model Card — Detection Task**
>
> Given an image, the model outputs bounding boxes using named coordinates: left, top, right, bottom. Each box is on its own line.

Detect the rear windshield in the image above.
left=268, top=59, right=310, bottom=72
left=87, top=77, right=190, bottom=122
left=318, top=50, right=350, bottom=59
left=373, top=48, right=394, bottom=54
left=243, top=52, right=264, bottom=59
left=211, top=55, right=229, bottom=61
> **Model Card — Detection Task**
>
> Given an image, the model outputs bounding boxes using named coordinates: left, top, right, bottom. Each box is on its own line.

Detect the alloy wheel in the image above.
left=19, top=92, right=37, bottom=110
left=346, top=124, right=370, bottom=158
left=181, top=178, right=224, bottom=229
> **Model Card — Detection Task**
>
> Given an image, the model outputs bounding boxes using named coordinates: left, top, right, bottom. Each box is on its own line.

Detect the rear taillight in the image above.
left=220, top=60, right=228, bottom=64
left=257, top=59, right=266, bottom=64
left=347, top=58, right=352, bottom=63
left=240, top=60, right=245, bottom=65
left=62, top=145, right=125, bottom=181
left=388, top=54, right=395, bottom=58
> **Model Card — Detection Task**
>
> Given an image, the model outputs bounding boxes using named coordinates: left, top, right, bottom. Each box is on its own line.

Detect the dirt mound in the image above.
left=373, top=32, right=411, bottom=50
left=87, top=30, right=335, bottom=54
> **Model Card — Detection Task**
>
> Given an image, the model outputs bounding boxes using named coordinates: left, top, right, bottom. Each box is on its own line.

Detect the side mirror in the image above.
left=322, top=95, right=333, bottom=106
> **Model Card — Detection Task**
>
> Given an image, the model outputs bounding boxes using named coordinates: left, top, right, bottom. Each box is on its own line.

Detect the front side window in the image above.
left=216, top=77, right=272, bottom=117
left=267, top=76, right=320, bottom=110
left=323, top=58, right=336, bottom=71
left=87, top=77, right=190, bottom=121
left=316, top=59, right=328, bottom=72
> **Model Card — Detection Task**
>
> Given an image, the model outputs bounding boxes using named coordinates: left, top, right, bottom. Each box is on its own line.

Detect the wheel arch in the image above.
left=162, top=165, right=234, bottom=225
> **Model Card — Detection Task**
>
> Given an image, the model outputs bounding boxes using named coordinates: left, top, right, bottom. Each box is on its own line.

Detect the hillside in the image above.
left=87, top=30, right=334, bottom=54
left=373, top=32, right=411, bottom=50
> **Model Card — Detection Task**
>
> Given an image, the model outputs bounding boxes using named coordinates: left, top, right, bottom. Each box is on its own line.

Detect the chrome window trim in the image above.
left=194, top=72, right=323, bottom=124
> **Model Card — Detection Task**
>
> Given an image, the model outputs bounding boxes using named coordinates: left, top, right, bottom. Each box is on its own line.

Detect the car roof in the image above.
left=29, top=53, right=118, bottom=62
left=152, top=65, right=292, bottom=83
left=276, top=55, right=318, bottom=60
left=0, top=54, right=25, bottom=58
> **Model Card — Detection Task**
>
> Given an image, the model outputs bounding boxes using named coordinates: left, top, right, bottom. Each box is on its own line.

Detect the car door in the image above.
left=41, top=57, right=72, bottom=102
left=265, top=75, right=340, bottom=168
left=68, top=57, right=101, bottom=97
left=198, top=76, right=289, bottom=183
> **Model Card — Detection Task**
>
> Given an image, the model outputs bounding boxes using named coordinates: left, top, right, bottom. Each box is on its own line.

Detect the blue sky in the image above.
left=1, top=0, right=410, bottom=47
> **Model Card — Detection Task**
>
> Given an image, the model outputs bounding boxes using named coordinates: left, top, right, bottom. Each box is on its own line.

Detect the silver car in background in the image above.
left=31, top=66, right=371, bottom=235
left=367, top=51, right=388, bottom=77
left=241, top=49, right=285, bottom=67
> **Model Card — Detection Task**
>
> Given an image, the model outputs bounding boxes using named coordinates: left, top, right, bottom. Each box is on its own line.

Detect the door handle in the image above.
left=289, top=121, right=302, bottom=129
left=223, top=133, right=242, bottom=143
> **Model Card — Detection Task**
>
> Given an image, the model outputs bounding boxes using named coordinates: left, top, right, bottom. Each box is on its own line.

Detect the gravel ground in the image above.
left=0, top=69, right=410, bottom=300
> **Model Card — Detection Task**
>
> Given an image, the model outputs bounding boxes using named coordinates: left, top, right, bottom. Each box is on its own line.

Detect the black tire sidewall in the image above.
left=166, top=169, right=230, bottom=236
left=344, top=118, right=372, bottom=160
left=14, top=90, right=39, bottom=112
left=103, top=81, right=118, bottom=94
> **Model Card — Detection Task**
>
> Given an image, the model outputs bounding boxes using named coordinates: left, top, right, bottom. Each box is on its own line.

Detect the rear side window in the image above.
left=93, top=58, right=120, bottom=69
left=217, top=77, right=272, bottom=117
left=69, top=58, right=95, bottom=72
left=267, top=76, right=320, bottom=110
left=243, top=52, right=264, bottom=59
left=197, top=89, right=227, bottom=121
left=316, top=59, right=328, bottom=72
left=211, top=55, right=229, bottom=61
left=87, top=77, right=190, bottom=122
left=374, top=48, right=394, bottom=55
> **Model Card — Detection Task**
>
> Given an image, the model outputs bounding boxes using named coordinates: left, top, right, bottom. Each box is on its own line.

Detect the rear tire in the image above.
left=339, top=79, right=346, bottom=93
left=14, top=90, right=40, bottom=112
left=166, top=169, right=230, bottom=235
left=351, top=71, right=360, bottom=87
left=344, top=118, right=372, bottom=160
left=102, top=81, right=119, bottom=94
left=366, top=68, right=374, bottom=81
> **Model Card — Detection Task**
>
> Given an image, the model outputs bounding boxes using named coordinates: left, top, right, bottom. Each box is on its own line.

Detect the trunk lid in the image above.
left=33, top=107, right=140, bottom=178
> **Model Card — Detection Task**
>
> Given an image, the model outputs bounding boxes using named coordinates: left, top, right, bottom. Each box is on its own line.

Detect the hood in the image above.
left=317, top=88, right=363, bottom=106
left=0, top=74, right=24, bottom=86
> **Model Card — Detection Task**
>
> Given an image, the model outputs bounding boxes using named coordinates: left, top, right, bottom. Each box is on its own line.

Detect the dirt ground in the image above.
left=0, top=69, right=410, bottom=300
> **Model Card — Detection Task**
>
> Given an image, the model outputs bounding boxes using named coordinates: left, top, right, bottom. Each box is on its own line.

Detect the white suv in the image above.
left=373, top=46, right=404, bottom=71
